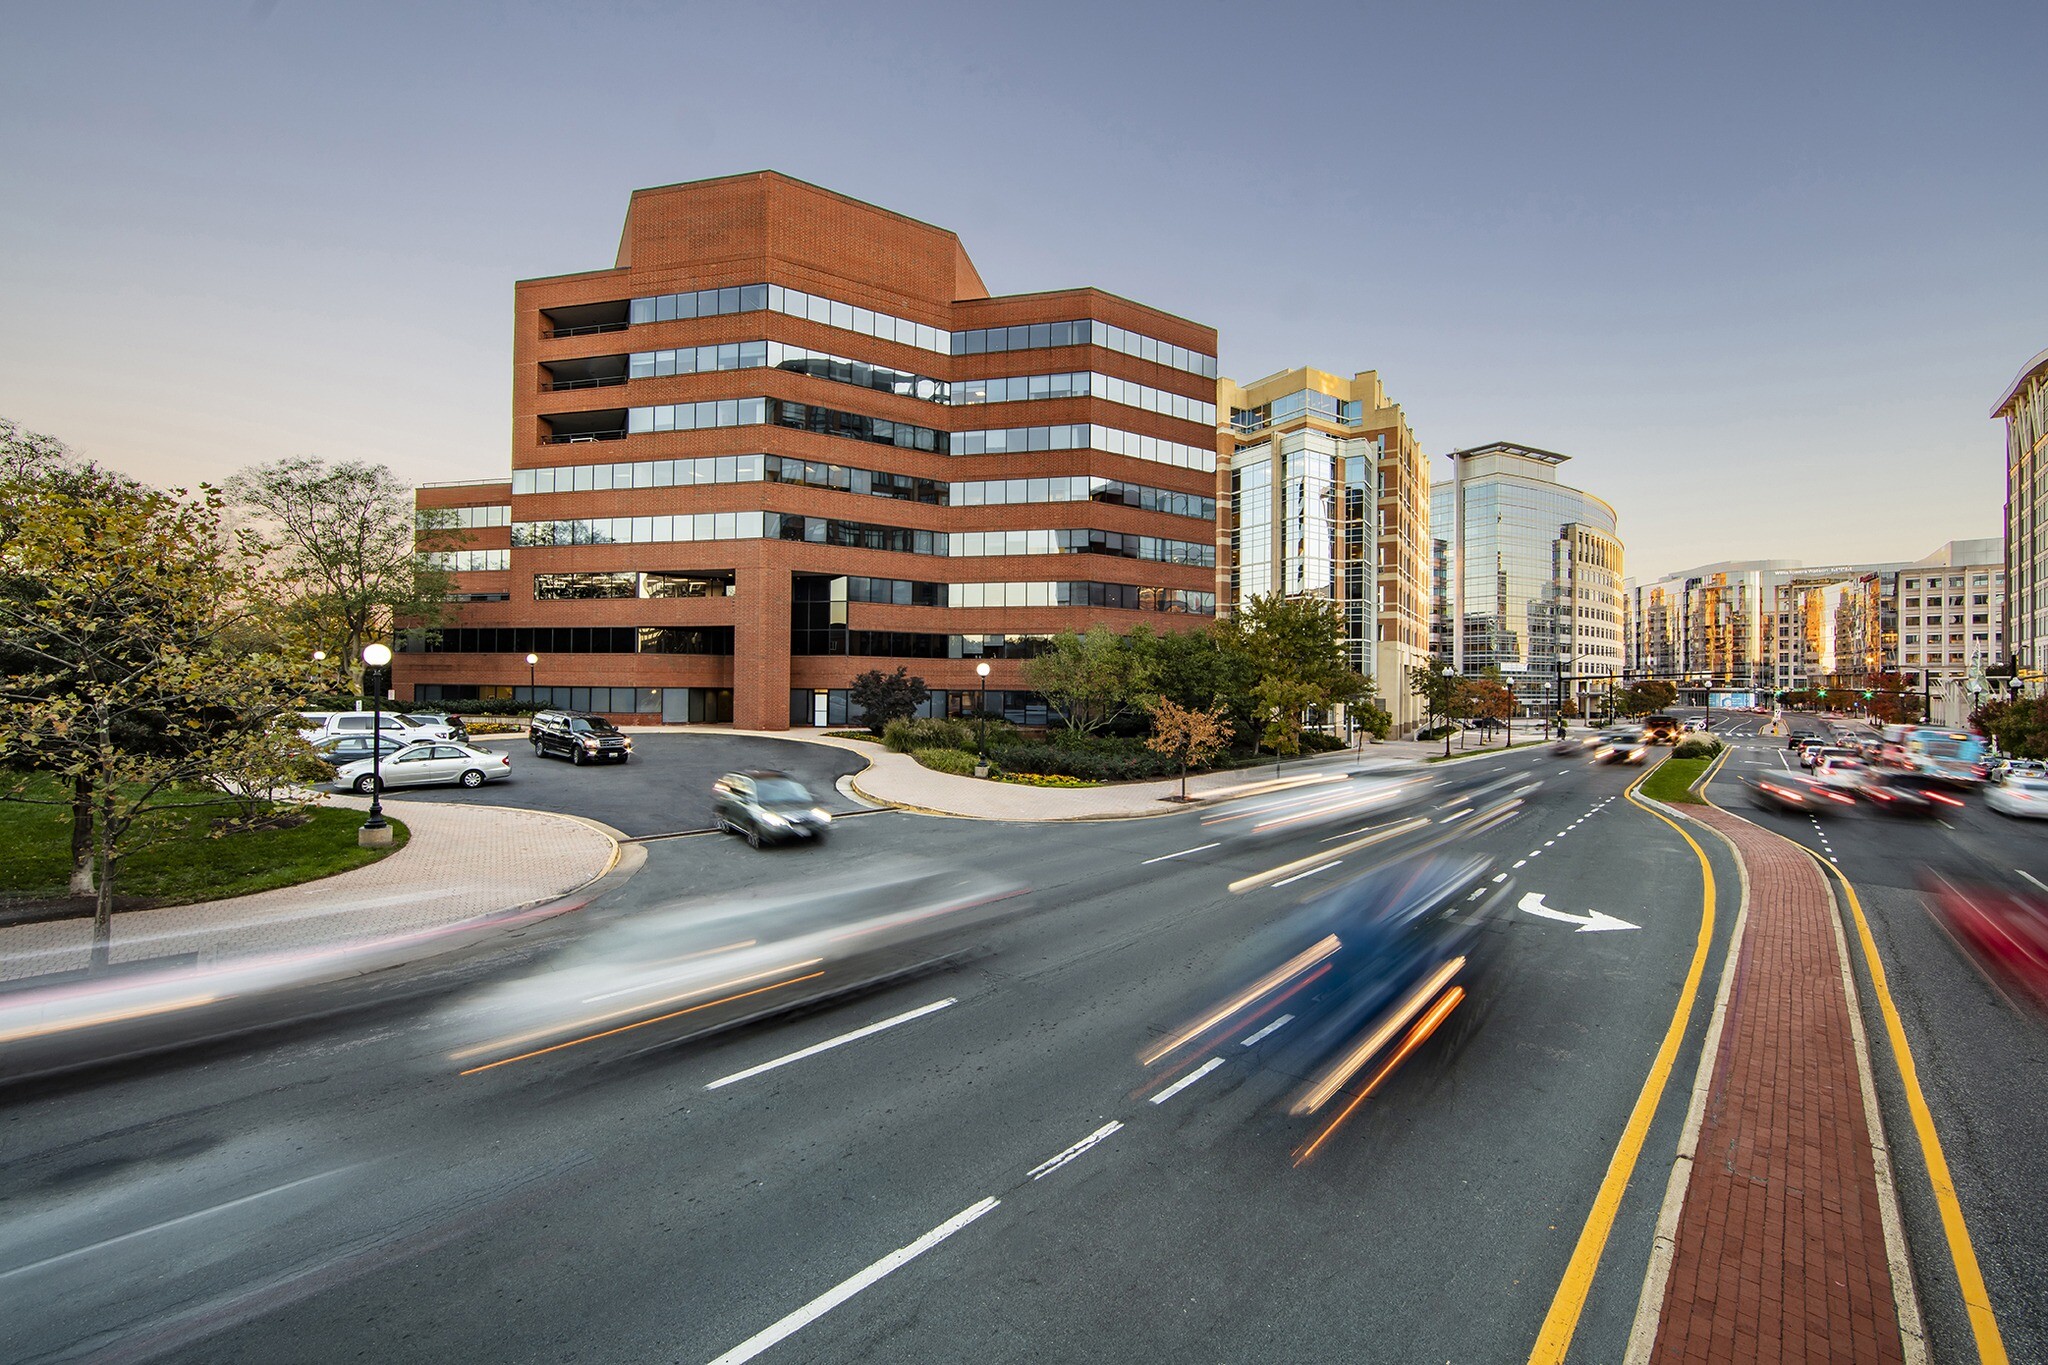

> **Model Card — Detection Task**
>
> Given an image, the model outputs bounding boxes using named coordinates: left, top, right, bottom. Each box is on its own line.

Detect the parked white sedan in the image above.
left=332, top=742, right=511, bottom=793
left=1986, top=776, right=2048, bottom=820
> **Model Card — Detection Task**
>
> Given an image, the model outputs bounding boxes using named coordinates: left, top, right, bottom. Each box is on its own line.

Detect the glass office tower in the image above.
left=1429, top=443, right=1625, bottom=716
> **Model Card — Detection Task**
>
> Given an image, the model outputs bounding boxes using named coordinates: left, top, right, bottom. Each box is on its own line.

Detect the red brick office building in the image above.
left=398, top=172, right=1219, bottom=731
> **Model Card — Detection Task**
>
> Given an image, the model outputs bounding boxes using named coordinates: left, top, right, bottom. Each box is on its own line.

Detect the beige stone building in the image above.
left=1215, top=368, right=1432, bottom=733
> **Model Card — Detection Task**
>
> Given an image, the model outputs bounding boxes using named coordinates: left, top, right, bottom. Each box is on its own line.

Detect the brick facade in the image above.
left=396, top=172, right=1219, bottom=729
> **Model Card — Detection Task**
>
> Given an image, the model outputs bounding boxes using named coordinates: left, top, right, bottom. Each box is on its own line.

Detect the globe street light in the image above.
left=359, top=642, right=394, bottom=846
left=975, top=661, right=991, bottom=769
left=526, top=653, right=539, bottom=703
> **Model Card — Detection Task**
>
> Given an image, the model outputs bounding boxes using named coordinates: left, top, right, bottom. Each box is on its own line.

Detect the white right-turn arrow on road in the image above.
left=1517, top=891, right=1639, bottom=933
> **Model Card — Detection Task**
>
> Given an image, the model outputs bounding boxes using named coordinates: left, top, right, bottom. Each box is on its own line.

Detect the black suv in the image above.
left=529, top=711, right=633, bottom=765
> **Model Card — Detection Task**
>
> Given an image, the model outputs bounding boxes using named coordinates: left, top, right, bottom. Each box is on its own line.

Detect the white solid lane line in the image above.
left=1026, top=1121, right=1124, bottom=1181
left=0, top=1168, right=353, bottom=1282
left=1273, top=861, right=1341, bottom=888
left=706, top=1197, right=1002, bottom=1365
left=705, top=999, right=956, bottom=1090
left=1241, top=1013, right=1295, bottom=1046
left=1141, top=842, right=1219, bottom=865
left=2018, top=870, right=2048, bottom=893
left=1149, top=1056, right=1226, bottom=1104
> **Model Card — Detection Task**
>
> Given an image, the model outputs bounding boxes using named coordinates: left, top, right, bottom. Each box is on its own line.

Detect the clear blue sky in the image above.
left=2, top=0, right=2041, bottom=580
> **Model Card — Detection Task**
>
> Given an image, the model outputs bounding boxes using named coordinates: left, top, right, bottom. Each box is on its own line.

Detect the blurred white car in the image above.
left=1986, top=776, right=2048, bottom=819
left=1812, top=755, right=1867, bottom=792
left=332, top=741, right=511, bottom=793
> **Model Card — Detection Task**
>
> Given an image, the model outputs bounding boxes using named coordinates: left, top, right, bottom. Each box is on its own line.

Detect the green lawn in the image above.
left=0, top=775, right=407, bottom=909
left=1640, top=755, right=1714, bottom=804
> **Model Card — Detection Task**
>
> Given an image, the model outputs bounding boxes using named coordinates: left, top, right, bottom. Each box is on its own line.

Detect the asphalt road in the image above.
left=361, top=731, right=870, bottom=837
left=2, top=749, right=1744, bottom=1363
left=1701, top=711, right=2048, bottom=1364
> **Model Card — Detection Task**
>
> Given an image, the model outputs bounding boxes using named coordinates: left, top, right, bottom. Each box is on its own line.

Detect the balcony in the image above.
left=542, top=355, right=629, bottom=392
left=541, top=409, right=629, bottom=444
left=541, top=300, right=630, bottom=339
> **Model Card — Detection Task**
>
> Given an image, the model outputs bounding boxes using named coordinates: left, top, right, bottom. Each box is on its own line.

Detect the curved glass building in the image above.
left=1429, top=443, right=1625, bottom=715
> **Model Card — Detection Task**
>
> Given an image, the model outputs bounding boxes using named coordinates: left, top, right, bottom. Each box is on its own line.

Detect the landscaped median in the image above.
left=1638, top=738, right=1725, bottom=805
left=0, top=773, right=408, bottom=924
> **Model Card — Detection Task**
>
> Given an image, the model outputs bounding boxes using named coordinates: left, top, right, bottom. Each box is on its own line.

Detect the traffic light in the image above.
left=1818, top=688, right=1828, bottom=697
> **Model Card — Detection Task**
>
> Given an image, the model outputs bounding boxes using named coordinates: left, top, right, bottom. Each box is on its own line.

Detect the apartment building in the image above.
left=1429, top=443, right=1625, bottom=717
left=1997, top=347, right=2048, bottom=688
left=1896, top=539, right=2005, bottom=725
left=1625, top=560, right=1799, bottom=700
left=1766, top=562, right=1907, bottom=694
left=1215, top=368, right=1431, bottom=732
left=398, top=172, right=1220, bottom=730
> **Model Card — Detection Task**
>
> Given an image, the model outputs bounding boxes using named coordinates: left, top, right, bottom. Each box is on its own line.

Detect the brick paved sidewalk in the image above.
left=0, top=798, right=619, bottom=984
left=1649, top=804, right=1908, bottom=1365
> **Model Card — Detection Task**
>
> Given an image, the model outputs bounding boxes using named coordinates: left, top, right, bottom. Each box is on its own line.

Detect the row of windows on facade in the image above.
left=506, top=454, right=1213, bottom=519
left=401, top=626, right=734, bottom=654
left=504, top=511, right=1217, bottom=566
left=1229, top=390, right=1368, bottom=433
left=1903, top=596, right=1996, bottom=609
left=1903, top=574, right=2001, bottom=590
left=533, top=569, right=1213, bottom=614
left=623, top=283, right=1217, bottom=379
left=614, top=372, right=1214, bottom=440
left=413, top=685, right=734, bottom=723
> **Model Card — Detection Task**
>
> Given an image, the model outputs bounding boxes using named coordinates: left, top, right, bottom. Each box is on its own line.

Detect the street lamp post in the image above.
left=1553, top=653, right=1571, bottom=738
left=526, top=652, right=539, bottom=703
left=359, top=643, right=394, bottom=847
left=975, top=662, right=991, bottom=773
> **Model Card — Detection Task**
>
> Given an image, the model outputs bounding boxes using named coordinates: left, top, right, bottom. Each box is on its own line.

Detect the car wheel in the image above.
left=459, top=768, right=486, bottom=788
left=746, top=825, right=761, bottom=849
left=353, top=775, right=381, bottom=794
left=571, top=747, right=585, bottom=766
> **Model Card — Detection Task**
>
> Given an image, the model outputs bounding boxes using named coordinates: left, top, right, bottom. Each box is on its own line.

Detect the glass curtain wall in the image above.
left=1452, top=479, right=1620, bottom=709
left=1232, top=455, right=1272, bottom=608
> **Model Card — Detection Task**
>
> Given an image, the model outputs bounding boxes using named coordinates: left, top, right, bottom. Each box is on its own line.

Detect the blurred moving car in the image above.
left=713, top=770, right=833, bottom=846
left=1799, top=742, right=1852, bottom=770
left=332, top=741, right=512, bottom=792
left=1923, top=876, right=2048, bottom=1015
left=1643, top=714, right=1682, bottom=744
left=441, top=862, right=1026, bottom=1071
left=530, top=710, right=633, bottom=764
left=309, top=732, right=409, bottom=771
left=1812, top=755, right=1867, bottom=792
left=1140, top=851, right=1509, bottom=1158
left=1858, top=771, right=1963, bottom=816
left=1200, top=764, right=1436, bottom=843
left=1594, top=729, right=1649, bottom=764
left=1987, top=775, right=2048, bottom=819
left=1738, top=772, right=1852, bottom=814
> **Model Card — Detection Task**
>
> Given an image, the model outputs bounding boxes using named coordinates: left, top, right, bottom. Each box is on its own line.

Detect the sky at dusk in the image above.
left=2, top=0, right=2042, bottom=582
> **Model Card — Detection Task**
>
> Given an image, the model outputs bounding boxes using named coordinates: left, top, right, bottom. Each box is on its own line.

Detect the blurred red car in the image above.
left=1923, top=876, right=2048, bottom=1014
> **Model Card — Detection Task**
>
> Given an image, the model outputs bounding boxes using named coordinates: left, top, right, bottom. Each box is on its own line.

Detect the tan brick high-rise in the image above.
left=399, top=172, right=1220, bottom=730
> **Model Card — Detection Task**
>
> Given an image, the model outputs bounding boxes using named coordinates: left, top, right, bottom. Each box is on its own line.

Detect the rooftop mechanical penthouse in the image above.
left=399, top=172, right=1221, bottom=730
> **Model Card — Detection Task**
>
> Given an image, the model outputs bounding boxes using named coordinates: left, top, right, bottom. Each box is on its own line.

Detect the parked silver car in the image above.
left=332, top=741, right=512, bottom=793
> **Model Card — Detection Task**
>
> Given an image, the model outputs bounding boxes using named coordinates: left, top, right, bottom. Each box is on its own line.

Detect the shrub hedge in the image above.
left=983, top=739, right=1179, bottom=782
left=911, top=747, right=979, bottom=776
left=1672, top=737, right=1725, bottom=760
left=883, top=717, right=977, bottom=753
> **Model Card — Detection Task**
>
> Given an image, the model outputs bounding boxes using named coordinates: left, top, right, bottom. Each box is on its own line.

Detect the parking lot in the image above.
left=365, top=730, right=871, bottom=837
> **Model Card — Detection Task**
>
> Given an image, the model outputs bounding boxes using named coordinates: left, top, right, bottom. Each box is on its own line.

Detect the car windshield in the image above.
left=754, top=779, right=813, bottom=805
left=570, top=718, right=619, bottom=735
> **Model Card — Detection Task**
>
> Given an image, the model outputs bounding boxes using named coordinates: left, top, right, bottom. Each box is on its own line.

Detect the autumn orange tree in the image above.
left=1146, top=699, right=1234, bottom=800
left=1459, top=677, right=1516, bottom=747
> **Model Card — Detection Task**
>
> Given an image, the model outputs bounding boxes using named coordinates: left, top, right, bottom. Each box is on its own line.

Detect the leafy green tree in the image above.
left=1971, top=696, right=2048, bottom=759
left=849, top=666, right=930, bottom=736
left=1147, top=622, right=1259, bottom=741
left=1023, top=625, right=1158, bottom=733
left=226, top=457, right=455, bottom=691
left=1235, top=594, right=1370, bottom=751
left=0, top=464, right=309, bottom=962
